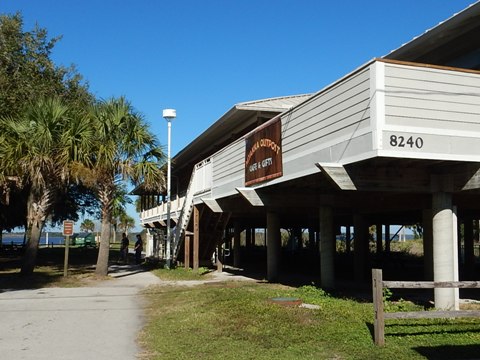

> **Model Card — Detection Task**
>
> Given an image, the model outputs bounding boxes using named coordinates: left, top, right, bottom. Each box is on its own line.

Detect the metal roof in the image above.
left=235, top=94, right=312, bottom=112
left=385, top=1, right=480, bottom=69
left=172, top=94, right=312, bottom=173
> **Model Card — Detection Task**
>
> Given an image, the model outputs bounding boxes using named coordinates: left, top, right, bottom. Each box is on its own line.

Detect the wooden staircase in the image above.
left=175, top=205, right=231, bottom=265
left=200, top=210, right=231, bottom=262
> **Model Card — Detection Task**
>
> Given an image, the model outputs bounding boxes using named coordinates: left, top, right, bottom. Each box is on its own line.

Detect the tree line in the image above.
left=0, top=13, right=165, bottom=276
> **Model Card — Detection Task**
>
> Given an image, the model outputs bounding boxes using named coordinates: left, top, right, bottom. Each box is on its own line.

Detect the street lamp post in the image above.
left=163, top=108, right=176, bottom=268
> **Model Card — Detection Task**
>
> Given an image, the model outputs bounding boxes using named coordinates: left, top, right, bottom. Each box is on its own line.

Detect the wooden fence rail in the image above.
left=372, top=268, right=480, bottom=346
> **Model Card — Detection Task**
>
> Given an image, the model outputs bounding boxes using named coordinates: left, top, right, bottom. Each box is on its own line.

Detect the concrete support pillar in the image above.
left=233, top=221, right=241, bottom=268
left=267, top=212, right=281, bottom=282
left=423, top=209, right=433, bottom=280
left=145, top=231, right=153, bottom=257
left=354, top=214, right=368, bottom=282
left=376, top=224, right=383, bottom=254
left=464, top=218, right=475, bottom=279
left=216, top=242, right=223, bottom=272
left=432, top=192, right=458, bottom=310
left=319, top=206, right=335, bottom=288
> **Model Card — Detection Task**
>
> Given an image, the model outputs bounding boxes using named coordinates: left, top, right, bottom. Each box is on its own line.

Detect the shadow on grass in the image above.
left=0, top=247, right=120, bottom=292
left=0, top=270, right=65, bottom=291
left=413, top=344, right=480, bottom=360
left=387, top=318, right=480, bottom=336
left=365, top=320, right=480, bottom=346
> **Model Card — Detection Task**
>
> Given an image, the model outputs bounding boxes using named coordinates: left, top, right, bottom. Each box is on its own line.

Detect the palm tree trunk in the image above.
left=95, top=185, right=113, bottom=276
left=21, top=190, right=49, bottom=275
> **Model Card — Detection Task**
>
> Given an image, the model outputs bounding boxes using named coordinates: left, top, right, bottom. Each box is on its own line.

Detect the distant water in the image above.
left=1, top=235, right=66, bottom=246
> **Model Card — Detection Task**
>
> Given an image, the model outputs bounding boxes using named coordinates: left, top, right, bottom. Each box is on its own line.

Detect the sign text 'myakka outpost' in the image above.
left=245, top=118, right=283, bottom=186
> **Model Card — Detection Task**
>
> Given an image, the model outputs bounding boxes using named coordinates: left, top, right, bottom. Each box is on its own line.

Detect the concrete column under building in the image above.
left=217, top=242, right=223, bottom=272
left=423, top=209, right=433, bottom=280
left=267, top=211, right=281, bottom=282
left=319, top=206, right=335, bottom=288
left=354, top=214, right=369, bottom=282
left=233, top=221, right=241, bottom=268
left=432, top=192, right=458, bottom=310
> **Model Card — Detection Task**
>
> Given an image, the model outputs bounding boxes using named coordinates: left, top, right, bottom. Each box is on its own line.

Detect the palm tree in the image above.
left=86, top=97, right=164, bottom=276
left=118, top=212, right=135, bottom=234
left=0, top=97, right=94, bottom=274
left=80, top=219, right=95, bottom=232
left=110, top=182, right=132, bottom=243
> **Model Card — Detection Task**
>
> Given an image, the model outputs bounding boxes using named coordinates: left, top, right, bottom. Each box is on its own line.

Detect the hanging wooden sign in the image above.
left=245, top=118, right=283, bottom=186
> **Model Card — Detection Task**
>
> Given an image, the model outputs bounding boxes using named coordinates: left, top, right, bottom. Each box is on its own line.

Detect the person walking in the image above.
left=119, top=233, right=129, bottom=263
left=134, top=234, right=143, bottom=264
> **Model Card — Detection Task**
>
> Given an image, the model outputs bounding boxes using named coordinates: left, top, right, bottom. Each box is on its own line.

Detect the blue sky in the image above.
left=1, top=0, right=476, bottom=231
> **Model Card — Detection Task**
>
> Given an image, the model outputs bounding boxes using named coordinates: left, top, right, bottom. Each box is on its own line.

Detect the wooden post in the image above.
left=184, top=235, right=191, bottom=269
left=63, top=235, right=70, bottom=277
left=385, top=224, right=390, bottom=253
left=193, top=205, right=199, bottom=271
left=246, top=227, right=252, bottom=249
left=464, top=218, right=475, bottom=279
left=372, top=268, right=385, bottom=346
left=345, top=225, right=351, bottom=254
left=376, top=224, right=383, bottom=254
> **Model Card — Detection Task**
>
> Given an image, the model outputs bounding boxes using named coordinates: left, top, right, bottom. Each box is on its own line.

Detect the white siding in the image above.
left=211, top=139, right=245, bottom=198
left=382, top=63, right=480, bottom=160
left=209, top=65, right=373, bottom=198
left=282, top=66, right=371, bottom=164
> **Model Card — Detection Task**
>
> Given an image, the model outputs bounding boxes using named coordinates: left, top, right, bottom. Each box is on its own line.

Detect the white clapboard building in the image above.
left=134, top=2, right=480, bottom=310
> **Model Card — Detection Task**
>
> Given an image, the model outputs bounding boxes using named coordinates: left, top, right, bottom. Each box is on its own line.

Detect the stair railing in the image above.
left=171, top=158, right=212, bottom=261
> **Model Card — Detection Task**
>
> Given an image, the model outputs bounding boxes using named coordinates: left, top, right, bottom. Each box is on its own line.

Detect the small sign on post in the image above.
left=63, top=220, right=74, bottom=236
left=63, top=220, right=74, bottom=276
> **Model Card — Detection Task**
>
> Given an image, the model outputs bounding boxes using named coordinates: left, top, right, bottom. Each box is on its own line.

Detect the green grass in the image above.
left=150, top=266, right=212, bottom=281
left=140, top=282, right=480, bottom=360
